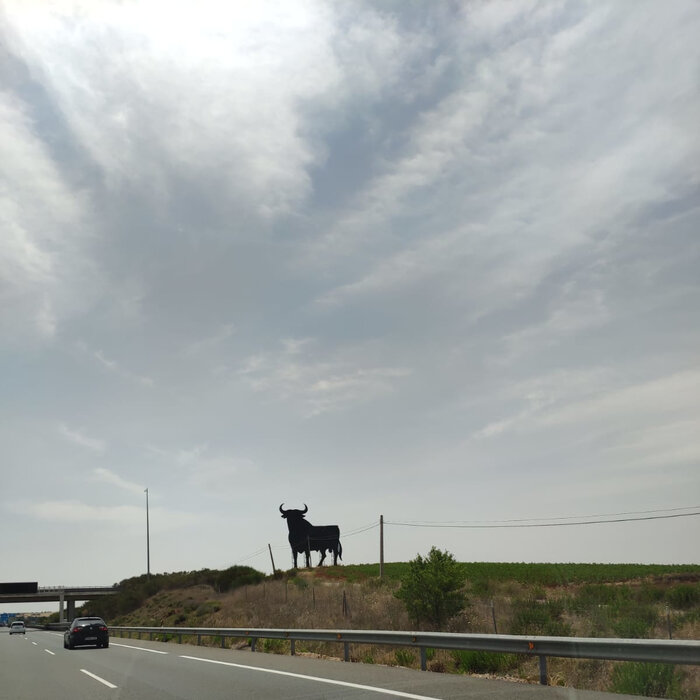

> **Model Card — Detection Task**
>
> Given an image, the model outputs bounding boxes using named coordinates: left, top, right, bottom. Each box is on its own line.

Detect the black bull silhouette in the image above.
left=279, top=504, right=343, bottom=568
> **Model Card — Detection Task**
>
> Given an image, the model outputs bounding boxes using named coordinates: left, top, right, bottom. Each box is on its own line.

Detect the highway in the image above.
left=0, top=627, right=643, bottom=699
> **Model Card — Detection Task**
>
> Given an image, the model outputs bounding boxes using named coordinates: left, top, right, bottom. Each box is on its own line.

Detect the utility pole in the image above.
left=379, top=514, right=384, bottom=578
left=145, top=488, right=151, bottom=578
left=268, top=543, right=276, bottom=576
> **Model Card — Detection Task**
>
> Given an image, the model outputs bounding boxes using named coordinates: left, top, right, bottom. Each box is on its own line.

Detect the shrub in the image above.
left=452, top=650, right=520, bottom=674
left=470, top=578, right=493, bottom=596
left=510, top=599, right=571, bottom=636
left=610, top=663, right=681, bottom=698
left=394, top=547, right=467, bottom=629
left=611, top=606, right=657, bottom=639
left=262, top=638, right=286, bottom=654
left=394, top=649, right=416, bottom=667
left=666, top=584, right=700, bottom=610
left=195, top=601, right=220, bottom=617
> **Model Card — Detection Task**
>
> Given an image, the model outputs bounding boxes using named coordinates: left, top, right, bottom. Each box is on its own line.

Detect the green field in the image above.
left=314, top=561, right=700, bottom=585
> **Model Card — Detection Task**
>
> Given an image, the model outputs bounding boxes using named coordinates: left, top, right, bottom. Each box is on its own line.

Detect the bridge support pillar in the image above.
left=67, top=600, right=75, bottom=621
left=58, top=591, right=65, bottom=622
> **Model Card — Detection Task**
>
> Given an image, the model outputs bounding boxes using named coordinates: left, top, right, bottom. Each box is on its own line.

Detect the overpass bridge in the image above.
left=0, top=586, right=118, bottom=622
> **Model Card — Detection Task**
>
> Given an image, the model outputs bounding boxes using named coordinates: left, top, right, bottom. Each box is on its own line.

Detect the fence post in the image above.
left=667, top=607, right=673, bottom=639
left=342, top=590, right=348, bottom=617
left=539, top=656, right=548, bottom=685
left=491, top=600, right=498, bottom=634
left=420, top=647, right=427, bottom=671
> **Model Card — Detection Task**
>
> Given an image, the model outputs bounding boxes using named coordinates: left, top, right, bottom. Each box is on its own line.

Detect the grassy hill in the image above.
left=77, top=562, right=700, bottom=698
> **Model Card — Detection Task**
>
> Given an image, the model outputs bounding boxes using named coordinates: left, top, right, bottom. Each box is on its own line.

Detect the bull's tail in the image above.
left=337, top=540, right=342, bottom=561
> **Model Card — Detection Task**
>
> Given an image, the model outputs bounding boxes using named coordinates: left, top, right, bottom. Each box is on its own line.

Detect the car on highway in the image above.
left=9, top=621, right=25, bottom=635
left=63, top=617, right=109, bottom=649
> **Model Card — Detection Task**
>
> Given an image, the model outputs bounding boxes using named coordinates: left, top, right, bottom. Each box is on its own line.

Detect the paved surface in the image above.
left=0, top=627, right=645, bottom=699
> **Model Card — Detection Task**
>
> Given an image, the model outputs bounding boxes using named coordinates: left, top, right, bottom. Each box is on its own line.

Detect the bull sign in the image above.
left=279, top=503, right=343, bottom=568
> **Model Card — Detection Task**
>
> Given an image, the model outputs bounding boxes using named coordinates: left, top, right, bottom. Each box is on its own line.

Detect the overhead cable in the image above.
left=386, top=511, right=700, bottom=529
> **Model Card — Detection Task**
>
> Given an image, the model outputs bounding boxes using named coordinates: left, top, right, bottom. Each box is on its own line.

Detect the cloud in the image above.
left=92, top=467, right=143, bottom=495
left=0, top=90, right=96, bottom=343
left=146, top=442, right=256, bottom=496
left=17, top=499, right=196, bottom=531
left=93, top=349, right=154, bottom=387
left=2, top=1, right=343, bottom=222
left=238, top=339, right=411, bottom=416
left=58, top=423, right=106, bottom=453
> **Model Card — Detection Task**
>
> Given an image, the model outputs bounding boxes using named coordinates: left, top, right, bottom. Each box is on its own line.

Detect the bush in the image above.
left=666, top=584, right=700, bottom=610
left=611, top=605, right=657, bottom=639
left=610, top=663, right=682, bottom=698
left=452, top=650, right=520, bottom=674
left=262, top=638, right=286, bottom=654
left=510, top=599, right=571, bottom=636
left=395, top=547, right=467, bottom=629
left=394, top=649, right=416, bottom=667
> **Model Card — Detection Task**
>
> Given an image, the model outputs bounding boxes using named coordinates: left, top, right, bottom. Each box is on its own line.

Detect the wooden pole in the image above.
left=268, top=543, right=276, bottom=575
left=379, top=514, right=384, bottom=578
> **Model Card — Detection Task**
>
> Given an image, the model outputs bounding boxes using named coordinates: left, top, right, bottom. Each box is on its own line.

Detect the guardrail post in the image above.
left=149, top=632, right=153, bottom=641
left=197, top=634, right=202, bottom=646
left=221, top=636, right=226, bottom=649
left=539, top=655, right=548, bottom=685
left=291, top=639, right=296, bottom=656
left=420, top=647, right=427, bottom=671
left=251, top=637, right=257, bottom=652
left=344, top=642, right=349, bottom=662
left=178, top=634, right=182, bottom=644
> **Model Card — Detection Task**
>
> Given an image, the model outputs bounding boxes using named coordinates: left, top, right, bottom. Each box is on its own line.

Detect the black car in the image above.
left=63, top=617, right=109, bottom=649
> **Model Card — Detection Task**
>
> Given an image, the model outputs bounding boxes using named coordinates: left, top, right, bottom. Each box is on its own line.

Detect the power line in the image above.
left=234, top=547, right=267, bottom=564
left=396, top=505, right=700, bottom=526
left=386, top=511, right=700, bottom=529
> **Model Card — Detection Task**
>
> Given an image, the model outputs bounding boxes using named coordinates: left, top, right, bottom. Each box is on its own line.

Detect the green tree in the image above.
left=395, top=547, right=466, bottom=629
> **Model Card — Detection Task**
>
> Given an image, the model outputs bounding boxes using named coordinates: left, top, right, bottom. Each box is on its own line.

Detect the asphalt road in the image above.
left=0, top=627, right=644, bottom=699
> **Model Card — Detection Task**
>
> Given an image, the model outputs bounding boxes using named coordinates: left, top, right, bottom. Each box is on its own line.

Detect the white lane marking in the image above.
left=180, top=655, right=441, bottom=700
left=31, top=641, right=38, bottom=646
left=111, top=642, right=168, bottom=655
left=80, top=669, right=117, bottom=689
left=45, top=649, right=55, bottom=655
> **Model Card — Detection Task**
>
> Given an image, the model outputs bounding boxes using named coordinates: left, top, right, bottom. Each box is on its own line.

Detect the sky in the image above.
left=2, top=0, right=699, bottom=605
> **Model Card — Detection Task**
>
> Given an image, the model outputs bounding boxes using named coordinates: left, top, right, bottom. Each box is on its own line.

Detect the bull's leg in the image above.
left=332, top=548, right=338, bottom=566
left=293, top=550, right=298, bottom=568
left=305, top=550, right=311, bottom=568
left=318, top=550, right=326, bottom=566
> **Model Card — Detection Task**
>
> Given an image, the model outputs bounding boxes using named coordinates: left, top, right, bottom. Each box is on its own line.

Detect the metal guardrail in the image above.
left=110, top=626, right=700, bottom=685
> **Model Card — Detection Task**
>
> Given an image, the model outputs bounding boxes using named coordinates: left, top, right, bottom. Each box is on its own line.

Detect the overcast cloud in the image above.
left=1, top=1, right=699, bottom=596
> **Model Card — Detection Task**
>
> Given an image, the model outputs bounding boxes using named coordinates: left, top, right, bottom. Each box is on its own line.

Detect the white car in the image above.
left=9, top=621, right=25, bottom=635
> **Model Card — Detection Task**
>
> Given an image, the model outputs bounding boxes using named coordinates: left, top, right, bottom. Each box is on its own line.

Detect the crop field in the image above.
left=316, top=561, right=700, bottom=586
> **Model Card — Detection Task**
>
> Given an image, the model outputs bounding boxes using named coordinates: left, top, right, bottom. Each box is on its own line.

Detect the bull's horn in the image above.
left=279, top=503, right=286, bottom=514
left=301, top=503, right=308, bottom=514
